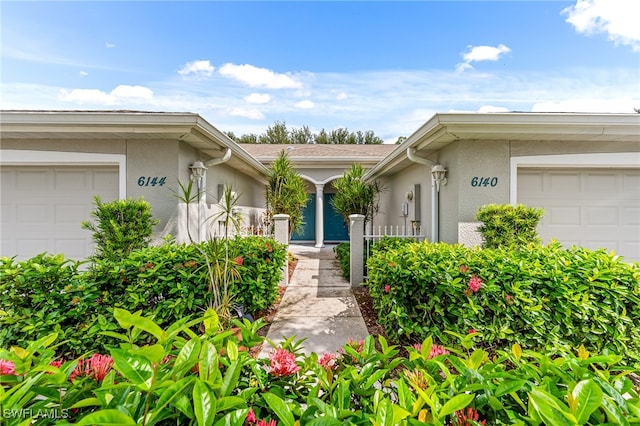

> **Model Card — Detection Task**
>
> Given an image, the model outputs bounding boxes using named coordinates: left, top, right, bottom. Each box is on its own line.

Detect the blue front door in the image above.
left=324, top=193, right=349, bottom=242
left=291, top=194, right=316, bottom=241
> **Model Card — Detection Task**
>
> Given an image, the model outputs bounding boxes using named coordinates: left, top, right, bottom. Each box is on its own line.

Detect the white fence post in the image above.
left=349, top=214, right=365, bottom=287
left=273, top=214, right=290, bottom=286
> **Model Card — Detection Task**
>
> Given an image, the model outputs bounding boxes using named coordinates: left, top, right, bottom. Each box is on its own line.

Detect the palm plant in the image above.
left=331, top=164, right=383, bottom=228
left=266, top=150, right=309, bottom=238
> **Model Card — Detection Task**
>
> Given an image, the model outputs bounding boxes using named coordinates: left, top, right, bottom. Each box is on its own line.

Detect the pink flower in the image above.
left=246, top=408, right=257, bottom=424
left=384, top=285, right=391, bottom=293
left=256, top=420, right=276, bottom=426
left=412, top=343, right=422, bottom=351
left=268, top=349, right=299, bottom=377
left=70, top=353, right=113, bottom=382
left=467, top=275, right=483, bottom=292
left=235, top=256, right=244, bottom=266
left=505, top=294, right=514, bottom=304
left=319, top=352, right=337, bottom=370
left=49, top=359, right=64, bottom=368
left=428, top=344, right=450, bottom=359
left=453, top=407, right=486, bottom=426
left=0, top=359, right=17, bottom=375
left=468, top=329, right=476, bottom=334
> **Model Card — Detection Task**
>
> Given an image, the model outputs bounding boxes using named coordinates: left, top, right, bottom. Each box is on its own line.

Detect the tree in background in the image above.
left=331, top=164, right=383, bottom=227
left=227, top=121, right=384, bottom=144
left=266, top=150, right=309, bottom=238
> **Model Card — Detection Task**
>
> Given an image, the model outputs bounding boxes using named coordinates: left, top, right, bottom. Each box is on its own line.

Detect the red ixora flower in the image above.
left=467, top=275, right=483, bottom=292
left=256, top=420, right=277, bottom=426
left=468, top=328, right=477, bottom=334
left=235, top=256, right=244, bottom=266
left=70, top=353, right=114, bottom=382
left=453, top=407, right=486, bottom=426
left=319, top=352, right=338, bottom=370
left=268, top=348, right=299, bottom=377
left=0, top=359, right=17, bottom=375
left=429, top=344, right=450, bottom=359
left=246, top=408, right=257, bottom=424
left=384, top=285, right=391, bottom=293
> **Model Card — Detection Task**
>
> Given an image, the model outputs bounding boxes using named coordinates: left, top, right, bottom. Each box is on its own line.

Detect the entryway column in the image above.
left=315, top=184, right=324, bottom=248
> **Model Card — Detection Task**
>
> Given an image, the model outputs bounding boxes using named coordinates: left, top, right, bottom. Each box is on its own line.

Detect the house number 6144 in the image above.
left=471, top=177, right=498, bottom=187
left=137, top=176, right=167, bottom=187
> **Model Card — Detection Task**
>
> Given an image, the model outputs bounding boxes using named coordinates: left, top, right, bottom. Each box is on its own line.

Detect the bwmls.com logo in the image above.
left=3, top=408, right=70, bottom=420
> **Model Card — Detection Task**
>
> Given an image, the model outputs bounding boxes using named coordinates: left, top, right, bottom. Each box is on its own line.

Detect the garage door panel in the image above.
left=1, top=165, right=118, bottom=260
left=55, top=170, right=91, bottom=190
left=518, top=167, right=639, bottom=262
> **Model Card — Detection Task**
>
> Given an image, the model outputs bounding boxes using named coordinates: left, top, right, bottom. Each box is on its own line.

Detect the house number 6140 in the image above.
left=471, top=177, right=498, bottom=187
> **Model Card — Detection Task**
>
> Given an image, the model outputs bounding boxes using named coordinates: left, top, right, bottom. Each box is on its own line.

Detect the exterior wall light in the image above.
left=431, top=163, right=448, bottom=192
left=189, top=161, right=207, bottom=179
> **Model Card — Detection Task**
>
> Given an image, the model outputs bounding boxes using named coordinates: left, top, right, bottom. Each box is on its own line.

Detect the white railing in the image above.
left=363, top=225, right=425, bottom=278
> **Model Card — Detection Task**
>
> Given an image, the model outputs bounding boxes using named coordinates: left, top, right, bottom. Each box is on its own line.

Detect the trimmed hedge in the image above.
left=367, top=241, right=640, bottom=363
left=334, top=237, right=417, bottom=280
left=0, top=237, right=286, bottom=358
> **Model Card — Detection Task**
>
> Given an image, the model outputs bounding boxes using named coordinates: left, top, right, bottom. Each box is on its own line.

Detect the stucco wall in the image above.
left=127, top=139, right=181, bottom=232
left=0, top=138, right=126, bottom=154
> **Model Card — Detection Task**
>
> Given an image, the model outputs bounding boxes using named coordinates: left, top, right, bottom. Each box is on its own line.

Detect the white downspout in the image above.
left=197, top=149, right=232, bottom=241
left=406, top=148, right=439, bottom=242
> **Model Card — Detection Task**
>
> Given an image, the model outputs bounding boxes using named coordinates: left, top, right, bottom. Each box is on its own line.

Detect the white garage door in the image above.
left=1, top=166, right=119, bottom=260
left=518, top=168, right=640, bottom=262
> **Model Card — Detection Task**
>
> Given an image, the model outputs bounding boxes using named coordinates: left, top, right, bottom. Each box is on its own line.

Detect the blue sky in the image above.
left=2, top=0, right=639, bottom=142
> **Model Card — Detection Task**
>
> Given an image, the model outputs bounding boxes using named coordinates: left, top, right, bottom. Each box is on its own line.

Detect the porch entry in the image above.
left=291, top=193, right=348, bottom=242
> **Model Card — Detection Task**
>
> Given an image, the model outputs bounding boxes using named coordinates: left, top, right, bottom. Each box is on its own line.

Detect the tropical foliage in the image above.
left=366, top=240, right=640, bottom=363
left=1, top=311, right=638, bottom=425
left=81, top=196, right=159, bottom=261
left=476, top=204, right=544, bottom=249
left=0, top=237, right=286, bottom=359
left=331, top=164, right=383, bottom=225
left=265, top=151, right=309, bottom=238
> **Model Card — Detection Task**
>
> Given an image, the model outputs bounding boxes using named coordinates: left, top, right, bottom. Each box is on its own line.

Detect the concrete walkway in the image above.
left=260, top=244, right=369, bottom=357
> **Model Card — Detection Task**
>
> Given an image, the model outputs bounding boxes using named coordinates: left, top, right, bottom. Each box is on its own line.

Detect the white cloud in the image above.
left=336, top=92, right=348, bottom=100
left=477, top=105, right=510, bottom=113
left=60, top=84, right=153, bottom=104
left=219, top=63, right=303, bottom=89
left=79, top=71, right=88, bottom=77
left=294, top=100, right=315, bottom=109
left=531, top=97, right=637, bottom=113
left=244, top=93, right=271, bottom=104
left=105, top=42, right=116, bottom=48
left=229, top=107, right=264, bottom=120
left=457, top=44, right=511, bottom=72
left=563, top=0, right=640, bottom=51
left=178, top=60, right=215, bottom=78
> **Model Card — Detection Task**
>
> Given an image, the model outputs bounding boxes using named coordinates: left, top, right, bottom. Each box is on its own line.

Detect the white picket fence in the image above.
left=363, top=225, right=425, bottom=277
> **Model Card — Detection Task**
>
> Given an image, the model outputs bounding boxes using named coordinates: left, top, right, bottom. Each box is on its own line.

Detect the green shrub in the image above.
left=0, top=254, right=114, bottom=359
left=3, top=314, right=639, bottom=425
left=82, top=196, right=159, bottom=261
left=334, top=237, right=417, bottom=280
left=0, top=237, right=286, bottom=358
left=367, top=241, right=640, bottom=362
left=476, top=203, right=544, bottom=248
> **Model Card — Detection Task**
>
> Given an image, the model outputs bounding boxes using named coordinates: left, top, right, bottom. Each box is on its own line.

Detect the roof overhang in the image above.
left=0, top=110, right=269, bottom=182
left=365, top=112, right=640, bottom=180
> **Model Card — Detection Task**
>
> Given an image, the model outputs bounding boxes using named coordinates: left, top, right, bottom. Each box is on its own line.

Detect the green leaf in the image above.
left=307, top=418, right=343, bottom=426
left=221, top=359, right=242, bottom=398
left=216, top=396, right=246, bottom=412
left=148, top=377, right=195, bottom=425
left=194, top=378, right=216, bottom=426
left=572, top=379, right=603, bottom=424
left=76, top=409, right=136, bottom=425
left=110, top=348, right=155, bottom=391
left=263, top=392, right=295, bottom=426
left=495, top=379, right=526, bottom=397
left=438, top=393, right=475, bottom=418
left=203, top=308, right=220, bottom=335
left=529, top=389, right=577, bottom=426
left=213, top=408, right=250, bottom=426
left=172, top=338, right=201, bottom=378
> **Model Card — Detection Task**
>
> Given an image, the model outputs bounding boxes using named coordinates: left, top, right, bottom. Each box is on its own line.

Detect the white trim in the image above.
left=510, top=152, right=640, bottom=204
left=1, top=149, right=127, bottom=198
left=298, top=173, right=344, bottom=186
